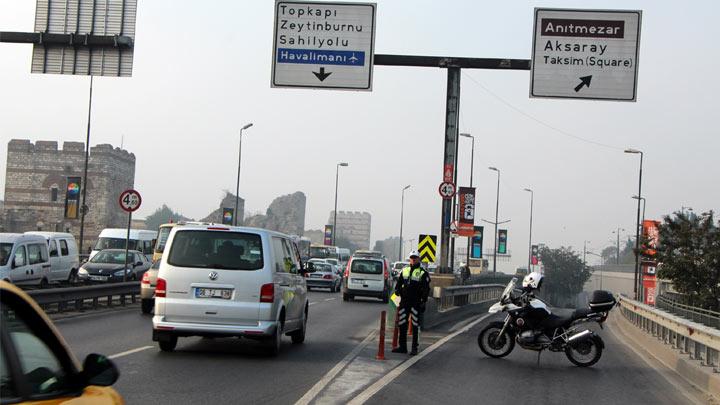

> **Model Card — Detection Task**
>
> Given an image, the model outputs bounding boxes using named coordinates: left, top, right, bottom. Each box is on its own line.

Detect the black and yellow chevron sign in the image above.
left=418, top=234, right=437, bottom=263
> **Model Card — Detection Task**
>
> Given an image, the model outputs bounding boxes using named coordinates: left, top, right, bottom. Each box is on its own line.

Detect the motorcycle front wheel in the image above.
left=565, top=335, right=603, bottom=367
left=477, top=321, right=515, bottom=358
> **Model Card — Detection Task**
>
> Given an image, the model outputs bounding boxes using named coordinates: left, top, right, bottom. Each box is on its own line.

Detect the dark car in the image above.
left=304, top=262, right=341, bottom=292
left=77, top=249, right=151, bottom=283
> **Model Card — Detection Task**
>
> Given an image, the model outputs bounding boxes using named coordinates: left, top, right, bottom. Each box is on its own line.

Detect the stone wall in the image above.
left=243, top=192, right=306, bottom=236
left=2, top=139, right=135, bottom=251
left=200, top=192, right=245, bottom=225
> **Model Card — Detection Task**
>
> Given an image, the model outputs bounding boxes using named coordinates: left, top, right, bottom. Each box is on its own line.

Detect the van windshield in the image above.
left=351, top=259, right=383, bottom=275
left=94, top=237, right=137, bottom=251
left=0, top=243, right=12, bottom=266
left=167, top=230, right=263, bottom=270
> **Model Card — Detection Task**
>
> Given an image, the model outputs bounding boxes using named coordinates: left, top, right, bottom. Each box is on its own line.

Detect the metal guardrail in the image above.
left=617, top=295, right=720, bottom=372
left=26, top=282, right=140, bottom=314
left=436, top=284, right=505, bottom=311
left=656, top=295, right=720, bottom=329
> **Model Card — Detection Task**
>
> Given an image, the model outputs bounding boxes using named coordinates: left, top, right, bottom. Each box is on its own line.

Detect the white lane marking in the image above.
left=294, top=329, right=377, bottom=405
left=108, top=345, right=154, bottom=359
left=348, top=313, right=492, bottom=405
left=309, top=302, right=318, bottom=306
left=324, top=298, right=336, bottom=302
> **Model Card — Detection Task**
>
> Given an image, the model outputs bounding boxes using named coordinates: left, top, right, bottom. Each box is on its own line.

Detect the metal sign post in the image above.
left=119, top=189, right=142, bottom=282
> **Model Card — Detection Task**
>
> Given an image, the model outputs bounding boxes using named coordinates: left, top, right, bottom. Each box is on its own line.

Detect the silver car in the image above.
left=304, top=262, right=341, bottom=292
left=152, top=225, right=309, bottom=355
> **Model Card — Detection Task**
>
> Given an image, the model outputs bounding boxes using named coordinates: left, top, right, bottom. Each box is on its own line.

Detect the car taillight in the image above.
left=323, top=274, right=333, bottom=280
left=344, top=261, right=351, bottom=278
left=260, top=283, right=274, bottom=303
left=141, top=272, right=150, bottom=284
left=155, top=278, right=166, bottom=297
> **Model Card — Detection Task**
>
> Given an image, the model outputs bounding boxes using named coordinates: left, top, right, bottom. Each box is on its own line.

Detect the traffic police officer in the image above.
left=392, top=250, right=431, bottom=355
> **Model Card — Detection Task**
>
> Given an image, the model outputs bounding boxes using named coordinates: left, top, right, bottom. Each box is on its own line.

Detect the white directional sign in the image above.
left=530, top=8, right=642, bottom=101
left=272, top=1, right=376, bottom=90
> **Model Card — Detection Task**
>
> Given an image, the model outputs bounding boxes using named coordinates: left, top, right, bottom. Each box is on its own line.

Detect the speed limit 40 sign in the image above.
left=119, top=189, right=142, bottom=213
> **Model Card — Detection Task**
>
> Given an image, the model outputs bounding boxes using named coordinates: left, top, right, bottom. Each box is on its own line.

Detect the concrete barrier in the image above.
left=422, top=284, right=504, bottom=330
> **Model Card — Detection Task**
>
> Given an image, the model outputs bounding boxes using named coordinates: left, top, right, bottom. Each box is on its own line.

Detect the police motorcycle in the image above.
left=477, top=272, right=616, bottom=367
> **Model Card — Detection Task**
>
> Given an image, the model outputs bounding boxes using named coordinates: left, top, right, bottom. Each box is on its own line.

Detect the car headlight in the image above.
left=78, top=268, right=88, bottom=275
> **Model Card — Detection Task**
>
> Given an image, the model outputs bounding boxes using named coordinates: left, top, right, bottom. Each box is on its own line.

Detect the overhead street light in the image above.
left=234, top=122, right=253, bottom=226
left=399, top=185, right=411, bottom=261
left=625, top=148, right=644, bottom=300
left=333, top=162, right=349, bottom=246
left=612, top=227, right=625, bottom=265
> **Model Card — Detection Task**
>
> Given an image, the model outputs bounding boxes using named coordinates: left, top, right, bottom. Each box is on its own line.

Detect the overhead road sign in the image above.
left=438, top=182, right=456, bottom=200
left=530, top=8, right=642, bottom=101
left=418, top=234, right=437, bottom=263
left=28, top=0, right=137, bottom=76
left=272, top=1, right=376, bottom=90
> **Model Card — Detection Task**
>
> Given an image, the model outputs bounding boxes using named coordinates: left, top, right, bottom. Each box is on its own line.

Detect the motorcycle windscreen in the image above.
left=500, top=278, right=518, bottom=301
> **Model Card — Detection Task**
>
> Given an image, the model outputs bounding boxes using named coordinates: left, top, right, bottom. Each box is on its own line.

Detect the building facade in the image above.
left=1, top=139, right=136, bottom=252
left=328, top=211, right=371, bottom=250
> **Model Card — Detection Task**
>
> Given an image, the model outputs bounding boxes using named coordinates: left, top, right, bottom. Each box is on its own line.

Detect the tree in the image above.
left=600, top=246, right=617, bottom=265
left=144, top=205, right=190, bottom=232
left=538, top=246, right=592, bottom=307
left=599, top=238, right=635, bottom=265
left=656, top=211, right=720, bottom=311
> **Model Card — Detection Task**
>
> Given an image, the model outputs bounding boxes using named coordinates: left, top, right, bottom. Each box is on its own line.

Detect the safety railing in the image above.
left=26, top=282, right=140, bottom=314
left=436, top=284, right=505, bottom=312
left=656, top=294, right=720, bottom=329
left=617, top=295, right=720, bottom=372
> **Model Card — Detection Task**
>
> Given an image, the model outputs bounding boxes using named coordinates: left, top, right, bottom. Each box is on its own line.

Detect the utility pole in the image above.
left=625, top=148, right=644, bottom=300
left=398, top=185, right=411, bottom=261
left=333, top=162, right=349, bottom=245
left=489, top=167, right=500, bottom=274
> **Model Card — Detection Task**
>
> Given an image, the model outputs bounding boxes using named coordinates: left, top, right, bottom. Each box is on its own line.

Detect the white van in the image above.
left=152, top=224, right=309, bottom=355
left=342, top=255, right=390, bottom=303
left=26, top=232, right=80, bottom=284
left=91, top=228, right=158, bottom=261
left=0, top=233, right=52, bottom=287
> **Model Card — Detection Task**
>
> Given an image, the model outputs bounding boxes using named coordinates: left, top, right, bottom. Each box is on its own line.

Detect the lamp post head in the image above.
left=242, top=123, right=253, bottom=130
left=631, top=195, right=645, bottom=201
left=488, top=166, right=498, bottom=172
left=403, top=185, right=411, bottom=191
left=624, top=148, right=641, bottom=154
left=338, top=162, right=349, bottom=167
left=460, top=133, right=473, bottom=139
left=523, top=188, right=532, bottom=193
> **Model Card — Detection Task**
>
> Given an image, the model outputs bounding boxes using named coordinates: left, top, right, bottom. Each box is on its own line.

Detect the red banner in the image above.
left=457, top=187, right=475, bottom=237
left=642, top=219, right=661, bottom=258
left=643, top=273, right=657, bottom=306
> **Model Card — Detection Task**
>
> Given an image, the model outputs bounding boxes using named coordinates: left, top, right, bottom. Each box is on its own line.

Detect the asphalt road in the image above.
left=368, top=313, right=700, bottom=405
left=54, top=289, right=386, bottom=404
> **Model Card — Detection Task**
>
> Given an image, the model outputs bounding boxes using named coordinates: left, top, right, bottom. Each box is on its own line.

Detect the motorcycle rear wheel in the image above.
left=565, top=335, right=603, bottom=367
left=478, top=321, right=515, bottom=358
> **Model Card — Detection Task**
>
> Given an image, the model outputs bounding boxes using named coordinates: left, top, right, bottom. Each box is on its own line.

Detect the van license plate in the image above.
left=195, top=288, right=233, bottom=300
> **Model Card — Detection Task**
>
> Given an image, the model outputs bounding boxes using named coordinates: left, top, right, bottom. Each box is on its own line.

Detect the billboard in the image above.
left=457, top=187, right=476, bottom=237
left=64, top=177, right=81, bottom=219
left=498, top=229, right=508, bottom=254
left=222, top=208, right=234, bottom=225
left=324, top=225, right=334, bottom=245
left=641, top=219, right=661, bottom=259
left=471, top=226, right=484, bottom=259
left=531, top=244, right=539, bottom=265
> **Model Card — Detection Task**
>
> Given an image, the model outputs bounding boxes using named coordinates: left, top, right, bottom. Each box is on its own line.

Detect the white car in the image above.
left=342, top=255, right=390, bottom=303
left=25, top=232, right=80, bottom=284
left=152, top=224, right=309, bottom=355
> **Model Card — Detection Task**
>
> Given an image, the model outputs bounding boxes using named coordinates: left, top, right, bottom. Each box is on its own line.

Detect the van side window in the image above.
left=48, top=240, right=58, bottom=257
left=282, top=239, right=299, bottom=274
left=13, top=246, right=26, bottom=267
left=59, top=240, right=69, bottom=256
left=144, top=240, right=153, bottom=255
left=272, top=237, right=288, bottom=273
left=27, top=244, right=46, bottom=265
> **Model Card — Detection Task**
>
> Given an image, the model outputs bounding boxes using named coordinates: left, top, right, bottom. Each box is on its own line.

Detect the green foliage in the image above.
left=600, top=238, right=636, bottom=265
left=656, top=211, right=720, bottom=311
left=538, top=246, right=592, bottom=307
left=144, top=205, right=190, bottom=232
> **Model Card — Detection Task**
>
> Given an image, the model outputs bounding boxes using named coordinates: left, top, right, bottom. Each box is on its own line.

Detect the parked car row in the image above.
left=0, top=232, right=79, bottom=288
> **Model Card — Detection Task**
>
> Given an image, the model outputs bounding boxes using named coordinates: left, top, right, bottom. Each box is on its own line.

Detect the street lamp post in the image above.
left=399, top=185, right=411, bottom=261
left=488, top=167, right=500, bottom=274
left=632, top=195, right=646, bottom=225
left=333, top=162, right=349, bottom=246
left=625, top=148, right=643, bottom=300
left=234, top=123, right=253, bottom=226
left=524, top=188, right=533, bottom=273
left=612, top=227, right=625, bottom=265
left=460, top=133, right=475, bottom=266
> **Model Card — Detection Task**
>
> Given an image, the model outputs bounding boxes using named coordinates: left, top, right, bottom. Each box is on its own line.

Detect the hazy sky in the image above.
left=1, top=0, right=718, bottom=273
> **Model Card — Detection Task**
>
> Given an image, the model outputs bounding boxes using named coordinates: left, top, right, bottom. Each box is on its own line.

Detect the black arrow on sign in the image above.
left=574, top=75, right=592, bottom=92
left=313, top=67, right=332, bottom=82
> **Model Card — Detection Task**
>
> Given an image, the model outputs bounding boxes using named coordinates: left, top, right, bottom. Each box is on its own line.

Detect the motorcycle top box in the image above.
left=588, top=290, right=616, bottom=312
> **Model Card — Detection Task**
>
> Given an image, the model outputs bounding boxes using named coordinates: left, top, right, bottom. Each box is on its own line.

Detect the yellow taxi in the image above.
left=0, top=281, right=123, bottom=404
